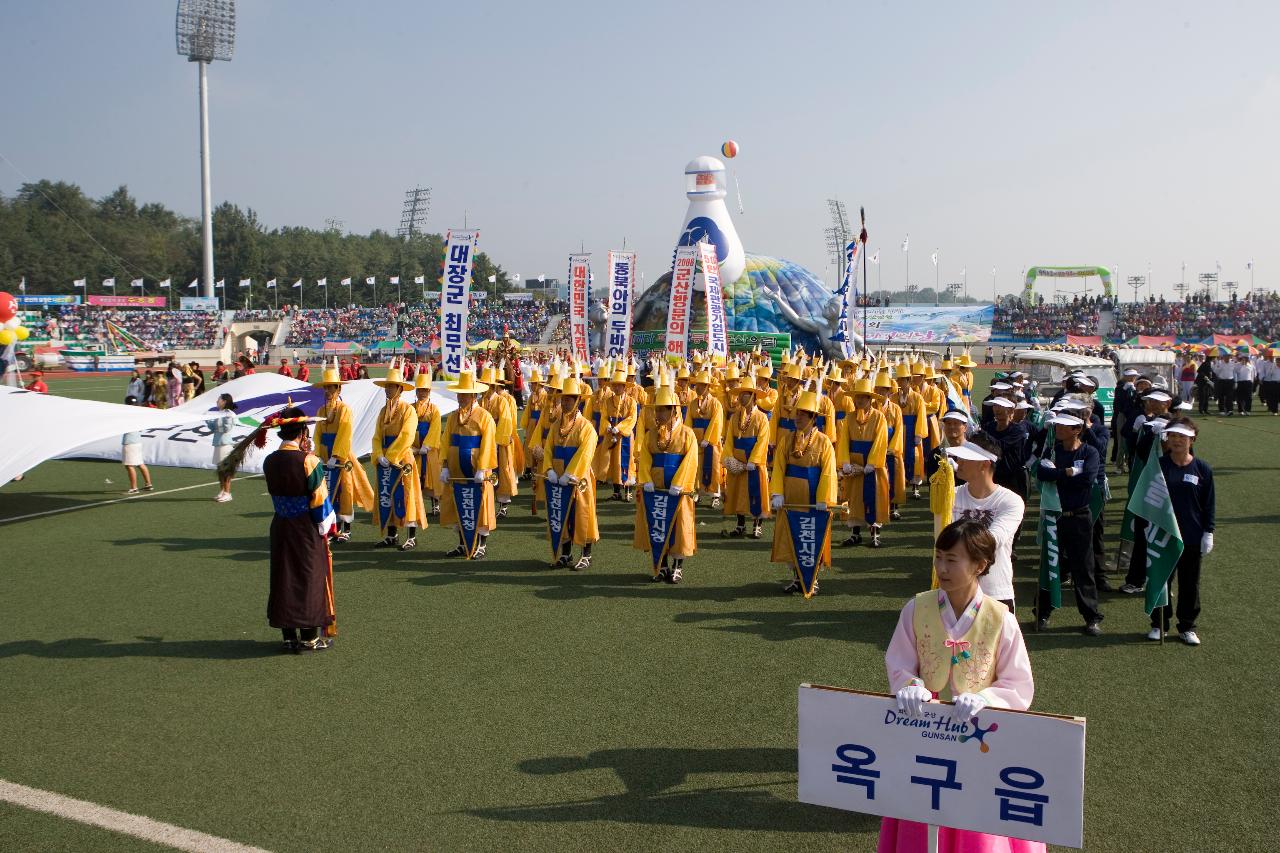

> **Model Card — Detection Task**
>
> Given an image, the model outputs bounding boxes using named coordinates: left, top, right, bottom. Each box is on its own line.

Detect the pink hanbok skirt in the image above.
left=878, top=818, right=1047, bottom=853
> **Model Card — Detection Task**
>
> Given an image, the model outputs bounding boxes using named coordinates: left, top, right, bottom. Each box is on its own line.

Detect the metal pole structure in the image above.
left=934, top=249, right=940, bottom=306
left=198, top=60, right=215, bottom=299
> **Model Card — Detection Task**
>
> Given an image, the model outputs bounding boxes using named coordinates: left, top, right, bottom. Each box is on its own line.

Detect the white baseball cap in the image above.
left=990, top=397, right=1015, bottom=408
left=941, top=409, right=970, bottom=423
left=1050, top=414, right=1084, bottom=427
left=946, top=443, right=998, bottom=463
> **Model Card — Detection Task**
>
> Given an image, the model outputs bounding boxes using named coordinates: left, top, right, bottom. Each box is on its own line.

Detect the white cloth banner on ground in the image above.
left=605, top=250, right=636, bottom=359
left=697, top=242, right=728, bottom=365
left=798, top=684, right=1085, bottom=848
left=568, top=253, right=591, bottom=364
left=665, top=245, right=697, bottom=363
left=0, top=375, right=458, bottom=487
left=440, top=229, right=479, bottom=376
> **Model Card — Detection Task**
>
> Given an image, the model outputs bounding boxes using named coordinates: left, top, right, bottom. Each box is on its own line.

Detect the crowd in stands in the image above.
left=1110, top=293, right=1280, bottom=341
left=993, top=296, right=1102, bottom=339
left=232, top=309, right=285, bottom=322
left=28, top=306, right=223, bottom=350
left=284, top=299, right=567, bottom=349
left=285, top=307, right=391, bottom=347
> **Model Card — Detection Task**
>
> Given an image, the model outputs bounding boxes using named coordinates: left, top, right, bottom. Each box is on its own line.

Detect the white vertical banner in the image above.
left=568, top=253, right=591, bottom=364
left=605, top=250, right=636, bottom=359
left=440, top=229, right=480, bottom=377
left=697, top=241, right=728, bottom=365
left=834, top=239, right=861, bottom=359
left=665, top=246, right=698, bottom=364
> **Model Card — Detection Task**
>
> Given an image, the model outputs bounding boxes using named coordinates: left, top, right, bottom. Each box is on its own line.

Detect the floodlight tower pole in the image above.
left=198, top=60, right=215, bottom=299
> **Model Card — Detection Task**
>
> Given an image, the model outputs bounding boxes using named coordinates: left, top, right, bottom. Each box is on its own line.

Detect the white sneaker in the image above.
left=1146, top=627, right=1162, bottom=641
left=1181, top=630, right=1201, bottom=646
left=215, top=492, right=232, bottom=503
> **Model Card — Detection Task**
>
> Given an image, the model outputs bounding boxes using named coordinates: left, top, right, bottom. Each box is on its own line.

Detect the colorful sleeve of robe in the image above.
left=303, top=452, right=336, bottom=526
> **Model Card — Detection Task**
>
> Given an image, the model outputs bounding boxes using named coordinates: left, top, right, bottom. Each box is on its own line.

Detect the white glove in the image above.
left=951, top=692, right=988, bottom=723
left=1201, top=532, right=1214, bottom=555
left=642, top=481, right=654, bottom=493
left=418, top=444, right=430, bottom=455
left=815, top=501, right=827, bottom=511
left=325, top=457, right=339, bottom=469
left=770, top=494, right=785, bottom=511
left=863, top=463, right=876, bottom=475
left=563, top=474, right=578, bottom=485
left=545, top=469, right=559, bottom=484
left=1039, top=458, right=1056, bottom=469
left=316, top=522, right=331, bottom=537
left=669, top=485, right=682, bottom=497
left=700, top=440, right=710, bottom=448
left=896, top=683, right=933, bottom=717
left=746, top=462, right=757, bottom=472
left=840, top=463, right=854, bottom=476
left=610, top=426, right=620, bottom=436
left=378, top=455, right=390, bottom=467
left=440, top=467, right=450, bottom=483
left=473, top=470, right=486, bottom=483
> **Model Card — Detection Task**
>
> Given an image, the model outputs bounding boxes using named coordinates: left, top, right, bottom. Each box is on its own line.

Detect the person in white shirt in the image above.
left=1211, top=354, right=1236, bottom=415
left=1259, top=353, right=1280, bottom=415
left=1233, top=354, right=1256, bottom=415
left=945, top=433, right=1026, bottom=612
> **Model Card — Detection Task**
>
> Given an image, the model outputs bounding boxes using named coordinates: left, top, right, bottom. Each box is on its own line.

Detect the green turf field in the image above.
left=1, top=370, right=1276, bottom=852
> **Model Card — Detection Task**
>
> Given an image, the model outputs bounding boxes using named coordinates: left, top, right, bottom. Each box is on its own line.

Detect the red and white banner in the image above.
left=568, top=253, right=591, bottom=364
left=605, top=250, right=636, bottom=360
left=698, top=242, right=728, bottom=364
left=86, top=295, right=166, bottom=308
left=665, top=246, right=697, bottom=363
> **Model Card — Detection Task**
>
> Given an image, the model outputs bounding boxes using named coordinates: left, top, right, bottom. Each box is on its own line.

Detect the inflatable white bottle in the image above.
left=677, top=155, right=746, bottom=286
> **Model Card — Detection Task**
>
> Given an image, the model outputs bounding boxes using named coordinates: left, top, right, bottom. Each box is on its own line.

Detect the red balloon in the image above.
left=0, top=292, right=15, bottom=323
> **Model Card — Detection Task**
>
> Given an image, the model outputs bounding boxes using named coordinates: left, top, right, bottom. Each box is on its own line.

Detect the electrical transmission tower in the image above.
left=823, top=198, right=852, bottom=287
left=397, top=186, right=432, bottom=238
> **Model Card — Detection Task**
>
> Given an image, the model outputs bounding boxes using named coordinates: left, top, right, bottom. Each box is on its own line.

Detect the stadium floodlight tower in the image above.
left=175, top=0, right=236, bottom=300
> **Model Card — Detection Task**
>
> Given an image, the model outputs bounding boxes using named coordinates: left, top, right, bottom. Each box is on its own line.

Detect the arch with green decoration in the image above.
left=1022, top=266, right=1113, bottom=302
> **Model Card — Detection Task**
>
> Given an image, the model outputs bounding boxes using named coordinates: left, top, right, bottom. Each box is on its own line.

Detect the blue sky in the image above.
left=2, top=0, right=1276, bottom=300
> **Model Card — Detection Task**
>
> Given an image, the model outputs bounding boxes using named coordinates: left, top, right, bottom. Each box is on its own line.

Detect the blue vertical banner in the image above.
left=641, top=489, right=676, bottom=575
left=544, top=479, right=579, bottom=563
left=605, top=251, right=636, bottom=360
left=376, top=459, right=407, bottom=534
left=439, top=229, right=479, bottom=377
left=785, top=507, right=831, bottom=599
left=453, top=480, right=484, bottom=558
left=830, top=239, right=860, bottom=359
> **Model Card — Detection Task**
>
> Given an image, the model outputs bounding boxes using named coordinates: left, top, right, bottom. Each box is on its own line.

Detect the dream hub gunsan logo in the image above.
left=884, top=708, right=999, bottom=752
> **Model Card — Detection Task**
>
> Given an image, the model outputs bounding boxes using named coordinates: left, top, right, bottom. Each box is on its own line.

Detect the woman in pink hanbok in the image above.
left=879, top=519, right=1043, bottom=853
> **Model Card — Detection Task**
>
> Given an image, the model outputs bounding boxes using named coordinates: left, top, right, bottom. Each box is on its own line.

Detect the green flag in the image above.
left=1036, top=457, right=1062, bottom=609
left=1121, top=439, right=1185, bottom=615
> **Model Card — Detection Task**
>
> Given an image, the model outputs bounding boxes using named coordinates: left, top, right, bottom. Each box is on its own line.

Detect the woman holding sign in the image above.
left=633, top=375, right=698, bottom=584
left=882, top=519, right=1039, bottom=853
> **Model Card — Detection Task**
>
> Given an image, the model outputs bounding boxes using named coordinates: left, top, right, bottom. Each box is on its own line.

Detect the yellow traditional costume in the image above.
left=480, top=365, right=521, bottom=513
left=688, top=373, right=725, bottom=502
left=592, top=370, right=639, bottom=495
left=634, top=379, right=699, bottom=580
left=439, top=369, right=498, bottom=557
left=877, top=370, right=907, bottom=507
left=518, top=367, right=549, bottom=475
left=411, top=370, right=443, bottom=511
left=836, top=377, right=890, bottom=545
left=541, top=377, right=599, bottom=568
left=371, top=365, right=427, bottom=545
left=723, top=379, right=771, bottom=536
left=312, top=362, right=374, bottom=540
left=770, top=383, right=838, bottom=594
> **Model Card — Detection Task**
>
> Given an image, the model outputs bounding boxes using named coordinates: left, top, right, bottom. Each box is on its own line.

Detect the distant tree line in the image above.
left=0, top=180, right=512, bottom=308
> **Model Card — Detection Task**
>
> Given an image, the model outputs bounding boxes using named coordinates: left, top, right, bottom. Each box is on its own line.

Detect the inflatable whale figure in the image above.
left=630, top=155, right=863, bottom=357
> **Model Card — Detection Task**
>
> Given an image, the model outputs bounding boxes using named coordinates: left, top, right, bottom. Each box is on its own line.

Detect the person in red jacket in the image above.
left=295, top=359, right=310, bottom=382
left=26, top=371, right=48, bottom=393
left=278, top=358, right=294, bottom=378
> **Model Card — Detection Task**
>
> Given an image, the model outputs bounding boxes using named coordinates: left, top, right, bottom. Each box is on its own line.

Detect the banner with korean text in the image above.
left=697, top=242, right=728, bottom=365
left=664, top=246, right=697, bottom=364
left=605, top=250, right=636, bottom=360
left=799, top=685, right=1085, bottom=848
left=568, top=253, right=591, bottom=364
left=439, top=229, right=479, bottom=376
left=87, top=295, right=166, bottom=308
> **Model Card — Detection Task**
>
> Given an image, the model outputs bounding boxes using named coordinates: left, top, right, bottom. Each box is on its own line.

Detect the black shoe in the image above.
left=556, top=554, right=572, bottom=568
left=281, top=639, right=299, bottom=653
left=782, top=580, right=802, bottom=594
left=890, top=509, right=902, bottom=521
left=651, top=569, right=667, bottom=583
left=1035, top=617, right=1050, bottom=631
left=1083, top=622, right=1102, bottom=637
left=399, top=537, right=416, bottom=551
left=472, top=544, right=487, bottom=560
left=572, top=555, right=591, bottom=572
left=840, top=533, right=862, bottom=547
left=445, top=545, right=466, bottom=558
left=870, top=530, right=882, bottom=548
left=497, top=503, right=509, bottom=518
left=375, top=536, right=397, bottom=548
left=726, top=526, right=746, bottom=538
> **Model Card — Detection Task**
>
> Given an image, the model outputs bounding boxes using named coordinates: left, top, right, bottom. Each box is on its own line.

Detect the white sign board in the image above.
left=798, top=684, right=1085, bottom=848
